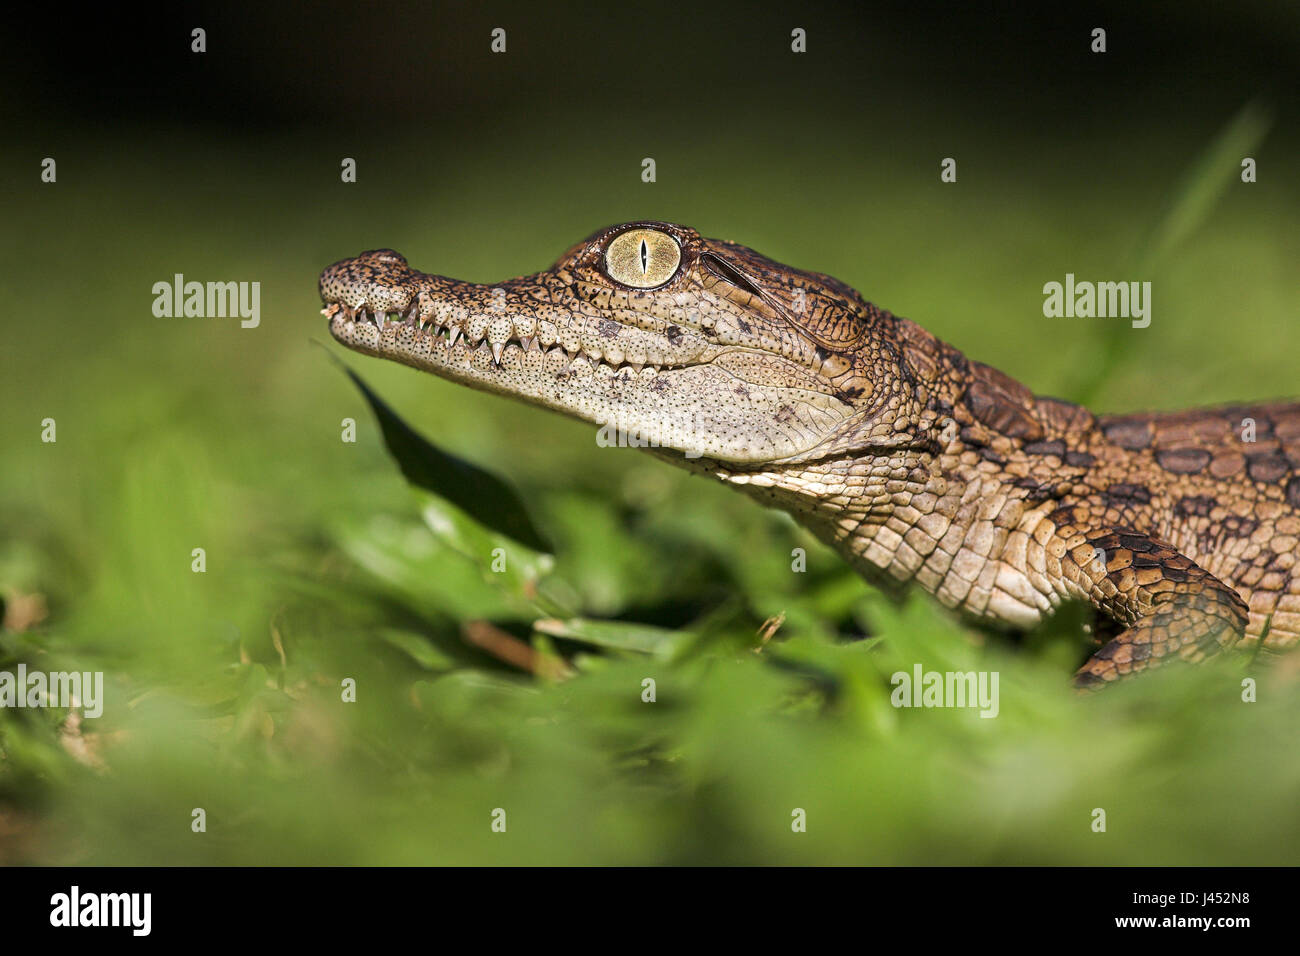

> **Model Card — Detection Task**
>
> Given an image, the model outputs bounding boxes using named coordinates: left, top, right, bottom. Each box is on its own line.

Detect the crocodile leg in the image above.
left=1071, top=528, right=1249, bottom=686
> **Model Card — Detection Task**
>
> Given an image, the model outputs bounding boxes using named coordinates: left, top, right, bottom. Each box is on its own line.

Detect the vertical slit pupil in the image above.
left=640, top=239, right=648, bottom=273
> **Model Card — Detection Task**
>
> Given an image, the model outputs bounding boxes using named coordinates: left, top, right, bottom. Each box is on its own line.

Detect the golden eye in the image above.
left=604, top=228, right=681, bottom=289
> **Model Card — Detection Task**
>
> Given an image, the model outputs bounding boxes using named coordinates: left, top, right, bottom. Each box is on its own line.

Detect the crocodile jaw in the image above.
left=319, top=238, right=866, bottom=464
left=325, top=300, right=855, bottom=463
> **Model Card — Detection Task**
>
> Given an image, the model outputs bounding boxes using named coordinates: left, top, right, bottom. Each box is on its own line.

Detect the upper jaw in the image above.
left=319, top=251, right=859, bottom=463
left=320, top=277, right=720, bottom=377
left=322, top=297, right=704, bottom=375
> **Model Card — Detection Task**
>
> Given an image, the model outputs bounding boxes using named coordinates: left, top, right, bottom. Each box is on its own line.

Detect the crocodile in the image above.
left=318, top=221, right=1300, bottom=686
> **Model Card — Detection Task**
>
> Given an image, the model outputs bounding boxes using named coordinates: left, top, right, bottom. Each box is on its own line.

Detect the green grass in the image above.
left=1, top=104, right=1298, bottom=864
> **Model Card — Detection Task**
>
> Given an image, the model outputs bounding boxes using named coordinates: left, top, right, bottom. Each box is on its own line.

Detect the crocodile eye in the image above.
left=604, top=228, right=681, bottom=289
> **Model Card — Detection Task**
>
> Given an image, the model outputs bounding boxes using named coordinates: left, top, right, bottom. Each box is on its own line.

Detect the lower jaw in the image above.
left=327, top=310, right=679, bottom=406
left=325, top=308, right=844, bottom=463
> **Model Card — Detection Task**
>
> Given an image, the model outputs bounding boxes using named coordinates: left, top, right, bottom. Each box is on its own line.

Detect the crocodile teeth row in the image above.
left=325, top=302, right=671, bottom=375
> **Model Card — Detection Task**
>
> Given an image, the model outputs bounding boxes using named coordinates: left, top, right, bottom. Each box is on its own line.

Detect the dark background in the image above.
left=13, top=3, right=1299, bottom=128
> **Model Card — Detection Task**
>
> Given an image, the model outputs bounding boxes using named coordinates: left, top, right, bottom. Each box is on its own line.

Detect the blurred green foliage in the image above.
left=1, top=90, right=1298, bottom=864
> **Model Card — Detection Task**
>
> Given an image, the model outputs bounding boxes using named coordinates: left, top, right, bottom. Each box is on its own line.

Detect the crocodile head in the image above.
left=319, top=221, right=930, bottom=466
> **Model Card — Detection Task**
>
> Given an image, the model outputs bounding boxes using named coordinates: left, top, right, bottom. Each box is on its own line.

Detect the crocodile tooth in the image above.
left=416, top=290, right=435, bottom=319
left=486, top=316, right=512, bottom=356
left=446, top=325, right=462, bottom=348
left=491, top=341, right=505, bottom=365
left=628, top=361, right=643, bottom=374
left=519, top=335, right=536, bottom=352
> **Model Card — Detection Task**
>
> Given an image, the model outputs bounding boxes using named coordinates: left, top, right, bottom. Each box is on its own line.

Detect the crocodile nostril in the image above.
left=357, top=248, right=407, bottom=266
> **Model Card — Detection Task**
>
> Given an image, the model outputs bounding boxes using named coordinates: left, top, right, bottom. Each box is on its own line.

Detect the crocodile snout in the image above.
left=318, top=249, right=413, bottom=312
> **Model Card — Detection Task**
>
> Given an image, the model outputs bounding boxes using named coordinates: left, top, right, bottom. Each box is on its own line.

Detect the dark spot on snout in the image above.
left=599, top=318, right=621, bottom=338
left=665, top=325, right=683, bottom=346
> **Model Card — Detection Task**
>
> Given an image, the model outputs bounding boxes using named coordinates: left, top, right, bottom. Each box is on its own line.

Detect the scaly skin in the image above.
left=318, top=221, right=1300, bottom=686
